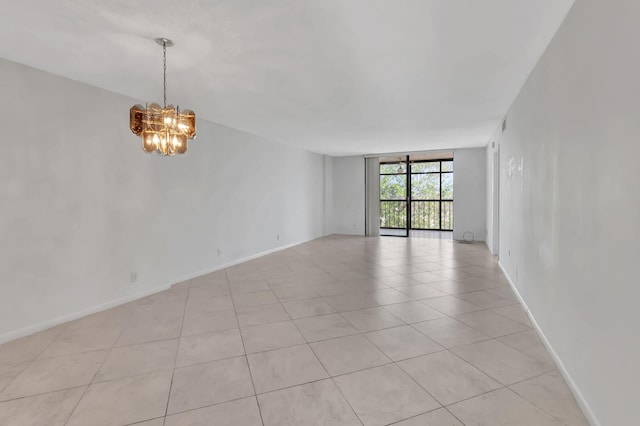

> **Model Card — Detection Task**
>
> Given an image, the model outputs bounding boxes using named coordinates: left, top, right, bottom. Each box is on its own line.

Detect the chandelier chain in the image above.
left=162, top=41, right=167, bottom=108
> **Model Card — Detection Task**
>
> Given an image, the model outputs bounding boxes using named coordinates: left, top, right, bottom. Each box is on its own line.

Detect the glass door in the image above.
left=379, top=156, right=409, bottom=237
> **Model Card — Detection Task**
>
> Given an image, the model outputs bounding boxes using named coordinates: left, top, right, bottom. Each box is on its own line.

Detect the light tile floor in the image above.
left=0, top=235, right=590, bottom=425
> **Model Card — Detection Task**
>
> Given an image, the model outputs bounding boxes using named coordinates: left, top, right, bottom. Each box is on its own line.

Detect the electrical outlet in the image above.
left=277, top=234, right=280, bottom=241
left=515, top=266, right=519, bottom=278
left=130, top=272, right=138, bottom=283
left=217, top=249, right=221, bottom=257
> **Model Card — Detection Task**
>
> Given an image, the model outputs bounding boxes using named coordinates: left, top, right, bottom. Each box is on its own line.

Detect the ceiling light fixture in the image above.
left=129, top=38, right=196, bottom=156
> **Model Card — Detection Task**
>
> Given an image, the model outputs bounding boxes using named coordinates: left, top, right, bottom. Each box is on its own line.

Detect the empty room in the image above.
left=0, top=0, right=637, bottom=425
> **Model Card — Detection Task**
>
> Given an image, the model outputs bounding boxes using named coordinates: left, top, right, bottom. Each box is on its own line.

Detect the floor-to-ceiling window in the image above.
left=410, top=159, right=453, bottom=231
left=379, top=153, right=453, bottom=236
left=379, top=157, right=408, bottom=234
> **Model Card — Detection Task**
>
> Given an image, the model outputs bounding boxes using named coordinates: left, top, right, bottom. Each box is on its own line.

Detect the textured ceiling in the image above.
left=0, top=0, right=573, bottom=156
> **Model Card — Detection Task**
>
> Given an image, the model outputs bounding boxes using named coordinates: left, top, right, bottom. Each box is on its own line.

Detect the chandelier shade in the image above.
left=130, top=38, right=196, bottom=156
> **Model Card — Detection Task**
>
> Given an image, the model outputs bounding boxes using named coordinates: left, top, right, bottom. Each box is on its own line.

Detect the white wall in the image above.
left=332, top=156, right=365, bottom=235
left=323, top=155, right=334, bottom=234
left=453, top=148, right=487, bottom=241
left=488, top=0, right=640, bottom=424
left=0, top=58, right=329, bottom=342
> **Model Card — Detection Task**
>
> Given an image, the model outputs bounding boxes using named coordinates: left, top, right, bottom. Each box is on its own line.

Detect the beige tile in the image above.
left=241, top=321, right=305, bottom=353
left=334, top=271, right=372, bottom=281
left=341, top=307, right=405, bottom=332
left=393, top=408, right=464, bottom=425
left=41, top=322, right=124, bottom=358
left=167, top=356, right=254, bottom=414
left=282, top=298, right=336, bottom=319
left=94, top=339, right=177, bottom=382
left=258, top=379, right=361, bottom=426
left=301, top=272, right=339, bottom=285
left=188, top=283, right=230, bottom=299
left=396, top=284, right=448, bottom=300
left=176, top=328, right=244, bottom=367
left=131, top=300, right=185, bottom=322
left=181, top=307, right=238, bottom=337
left=189, top=273, right=228, bottom=288
left=334, top=364, right=440, bottom=426
left=1, top=350, right=106, bottom=400
left=365, top=288, right=414, bottom=305
left=165, top=396, right=262, bottom=426
left=378, top=275, right=422, bottom=288
left=0, top=362, right=28, bottom=393
left=116, top=314, right=183, bottom=346
left=230, top=280, right=271, bottom=294
left=311, top=335, right=390, bottom=376
left=432, top=268, right=476, bottom=280
left=413, top=317, right=490, bottom=348
left=383, top=301, right=447, bottom=323
left=267, top=275, right=302, bottom=288
left=510, top=371, right=589, bottom=426
left=67, top=371, right=172, bottom=426
left=427, top=280, right=481, bottom=295
left=294, top=314, right=358, bottom=342
left=342, top=279, right=389, bottom=293
left=486, top=286, right=519, bottom=301
left=323, top=293, right=379, bottom=312
left=498, top=330, right=555, bottom=366
left=365, top=325, right=443, bottom=361
left=448, top=388, right=563, bottom=426
left=413, top=262, right=449, bottom=272
left=0, top=328, right=59, bottom=365
left=454, top=310, right=530, bottom=337
left=0, top=387, right=85, bottom=426
left=388, top=264, right=431, bottom=274
left=459, top=265, right=502, bottom=277
left=247, top=344, right=328, bottom=393
left=421, top=295, right=484, bottom=315
left=272, top=285, right=319, bottom=302
left=398, top=351, right=501, bottom=405
left=232, top=290, right=279, bottom=308
left=454, top=291, right=515, bottom=309
left=452, top=340, right=555, bottom=385
left=311, top=283, right=355, bottom=297
left=236, top=303, right=289, bottom=327
left=185, top=295, right=234, bottom=313
left=132, top=419, right=164, bottom=426
left=408, top=271, right=449, bottom=284
left=456, top=276, right=508, bottom=291
left=492, top=304, right=532, bottom=326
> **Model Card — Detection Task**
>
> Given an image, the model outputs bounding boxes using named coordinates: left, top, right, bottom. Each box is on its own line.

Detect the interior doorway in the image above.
left=379, top=152, right=454, bottom=237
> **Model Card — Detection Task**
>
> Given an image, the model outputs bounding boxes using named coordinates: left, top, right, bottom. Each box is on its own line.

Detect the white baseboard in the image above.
left=498, top=262, right=600, bottom=426
left=167, top=238, right=311, bottom=288
left=0, top=285, right=170, bottom=345
left=0, top=238, right=314, bottom=345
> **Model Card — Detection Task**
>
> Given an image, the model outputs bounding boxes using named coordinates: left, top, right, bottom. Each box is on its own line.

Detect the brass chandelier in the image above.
left=129, top=38, right=196, bottom=156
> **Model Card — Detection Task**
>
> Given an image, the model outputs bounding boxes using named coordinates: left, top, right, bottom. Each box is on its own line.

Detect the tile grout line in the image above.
left=63, top=305, right=139, bottom=426
left=229, top=268, right=266, bottom=426
left=279, top=281, right=364, bottom=426
left=162, top=280, right=192, bottom=420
